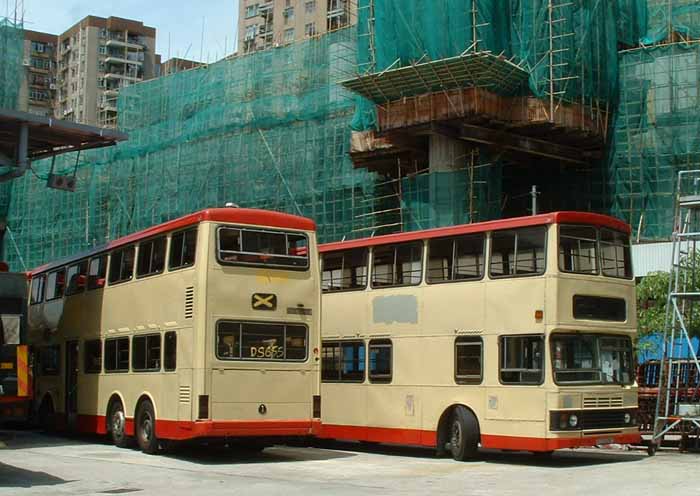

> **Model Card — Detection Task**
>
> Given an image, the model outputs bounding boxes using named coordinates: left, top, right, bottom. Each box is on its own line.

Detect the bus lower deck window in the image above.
left=216, top=321, right=308, bottom=361
left=132, top=334, right=161, bottom=372
left=39, top=345, right=60, bottom=375
left=105, top=337, right=130, bottom=372
left=500, top=335, right=544, bottom=384
left=164, top=331, right=177, bottom=371
left=84, top=339, right=102, bottom=374
left=321, top=341, right=365, bottom=382
left=455, top=337, right=482, bottom=384
left=368, top=339, right=392, bottom=383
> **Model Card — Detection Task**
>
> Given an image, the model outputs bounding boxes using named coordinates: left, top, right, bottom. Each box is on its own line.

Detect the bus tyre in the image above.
left=136, top=400, right=159, bottom=455
left=109, top=401, right=129, bottom=448
left=449, top=406, right=479, bottom=461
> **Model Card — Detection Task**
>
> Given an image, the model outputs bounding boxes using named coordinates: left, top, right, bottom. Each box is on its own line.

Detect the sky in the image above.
left=13, top=0, right=239, bottom=63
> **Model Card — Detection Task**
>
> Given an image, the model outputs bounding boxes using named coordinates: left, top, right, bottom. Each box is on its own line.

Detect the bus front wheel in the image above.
left=136, top=400, right=159, bottom=455
left=108, top=401, right=129, bottom=448
left=449, top=406, right=480, bottom=461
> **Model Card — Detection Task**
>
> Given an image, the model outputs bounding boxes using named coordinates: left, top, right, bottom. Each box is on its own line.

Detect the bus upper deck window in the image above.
left=217, top=227, right=309, bottom=269
left=371, top=242, right=422, bottom=288
left=600, top=228, right=633, bottom=279
left=46, top=269, right=66, bottom=300
left=559, top=225, right=598, bottom=275
left=108, top=246, right=135, bottom=284
left=428, top=234, right=484, bottom=283
left=490, top=227, right=546, bottom=278
left=322, top=248, right=368, bottom=292
left=169, top=228, right=197, bottom=270
left=30, top=275, right=45, bottom=304
left=137, top=236, right=166, bottom=277
left=66, top=260, right=88, bottom=295
left=87, top=255, right=107, bottom=289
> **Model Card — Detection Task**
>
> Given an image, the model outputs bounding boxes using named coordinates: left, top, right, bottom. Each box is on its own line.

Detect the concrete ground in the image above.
left=0, top=429, right=693, bottom=496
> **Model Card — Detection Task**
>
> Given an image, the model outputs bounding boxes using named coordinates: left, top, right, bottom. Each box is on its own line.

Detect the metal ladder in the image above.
left=650, top=170, right=700, bottom=454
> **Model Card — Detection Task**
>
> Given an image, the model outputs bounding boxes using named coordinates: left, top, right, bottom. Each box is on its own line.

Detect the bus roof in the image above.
left=319, top=211, right=630, bottom=253
left=32, top=208, right=316, bottom=275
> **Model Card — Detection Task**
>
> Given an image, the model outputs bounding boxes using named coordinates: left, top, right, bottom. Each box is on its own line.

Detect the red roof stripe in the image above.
left=31, top=208, right=316, bottom=274
left=319, top=211, right=630, bottom=253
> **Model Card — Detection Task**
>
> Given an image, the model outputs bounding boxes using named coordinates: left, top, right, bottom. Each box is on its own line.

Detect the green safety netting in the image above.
left=642, top=0, right=700, bottom=44
left=0, top=17, right=22, bottom=110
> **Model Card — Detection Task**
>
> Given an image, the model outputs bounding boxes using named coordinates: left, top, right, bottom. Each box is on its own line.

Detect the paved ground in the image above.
left=0, top=429, right=694, bottom=495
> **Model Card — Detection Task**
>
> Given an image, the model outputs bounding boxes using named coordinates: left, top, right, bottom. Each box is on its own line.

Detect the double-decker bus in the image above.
left=0, top=270, right=31, bottom=422
left=28, top=208, right=321, bottom=453
left=318, top=212, right=640, bottom=460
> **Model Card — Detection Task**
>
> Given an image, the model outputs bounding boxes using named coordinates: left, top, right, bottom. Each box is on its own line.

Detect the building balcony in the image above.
left=105, top=56, right=143, bottom=66
left=104, top=72, right=141, bottom=82
left=105, top=38, right=144, bottom=50
left=103, top=89, right=120, bottom=97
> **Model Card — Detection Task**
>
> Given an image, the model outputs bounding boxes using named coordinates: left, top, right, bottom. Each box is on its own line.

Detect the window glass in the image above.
left=322, top=248, right=368, bottom=292
left=500, top=335, right=544, bottom=384
left=45, top=269, right=65, bottom=300
left=559, top=225, right=598, bottom=274
left=600, top=228, right=633, bottom=279
left=216, top=321, right=308, bottom=361
left=30, top=275, right=44, bottom=304
left=321, top=341, right=365, bottom=382
left=88, top=255, right=107, bottom=289
left=490, top=227, right=546, bottom=277
left=368, top=339, right=392, bottom=383
left=428, top=234, right=484, bottom=283
left=66, top=260, right=88, bottom=295
left=137, top=237, right=166, bottom=277
left=164, top=331, right=177, bottom=371
left=84, top=339, right=102, bottom=374
left=104, top=337, right=129, bottom=372
left=551, top=334, right=633, bottom=385
left=108, top=246, right=135, bottom=284
left=371, top=242, right=422, bottom=287
left=217, top=227, right=309, bottom=269
left=39, top=345, right=60, bottom=375
left=169, top=228, right=197, bottom=270
left=455, top=337, right=482, bottom=384
left=132, top=334, right=161, bottom=371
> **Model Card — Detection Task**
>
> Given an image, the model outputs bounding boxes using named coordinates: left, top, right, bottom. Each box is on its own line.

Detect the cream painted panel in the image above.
left=366, top=386, right=420, bottom=429
left=484, top=387, right=546, bottom=421
left=396, top=336, right=455, bottom=386
left=485, top=278, right=547, bottom=333
left=420, top=282, right=486, bottom=335
left=320, top=383, right=367, bottom=426
left=211, top=401, right=310, bottom=421
left=321, top=291, right=369, bottom=337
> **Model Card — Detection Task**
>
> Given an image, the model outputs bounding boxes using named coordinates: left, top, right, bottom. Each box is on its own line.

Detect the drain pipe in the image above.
left=0, top=123, right=29, bottom=183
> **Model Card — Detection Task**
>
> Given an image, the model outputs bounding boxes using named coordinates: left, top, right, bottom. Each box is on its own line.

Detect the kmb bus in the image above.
left=318, top=212, right=640, bottom=460
left=29, top=208, right=321, bottom=453
left=0, top=269, right=31, bottom=421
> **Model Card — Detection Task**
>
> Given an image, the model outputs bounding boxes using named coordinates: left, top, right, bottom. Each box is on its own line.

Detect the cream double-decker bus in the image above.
left=318, top=212, right=640, bottom=460
left=29, top=208, right=320, bottom=453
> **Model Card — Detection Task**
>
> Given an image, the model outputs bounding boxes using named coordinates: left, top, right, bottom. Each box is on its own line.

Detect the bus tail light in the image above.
left=198, top=395, right=209, bottom=419
left=313, top=395, right=321, bottom=418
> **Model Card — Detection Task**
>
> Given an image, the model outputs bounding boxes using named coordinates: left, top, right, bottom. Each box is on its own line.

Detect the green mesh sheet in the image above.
left=3, top=29, right=384, bottom=270
left=0, top=17, right=22, bottom=110
left=642, top=0, right=700, bottom=44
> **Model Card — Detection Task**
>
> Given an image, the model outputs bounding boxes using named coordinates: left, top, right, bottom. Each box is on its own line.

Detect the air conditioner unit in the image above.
left=47, top=173, right=77, bottom=192
left=22, top=58, right=30, bottom=66
left=49, top=83, right=57, bottom=90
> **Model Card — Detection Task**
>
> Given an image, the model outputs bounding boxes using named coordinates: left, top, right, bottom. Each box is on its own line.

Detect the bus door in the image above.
left=65, top=340, right=79, bottom=428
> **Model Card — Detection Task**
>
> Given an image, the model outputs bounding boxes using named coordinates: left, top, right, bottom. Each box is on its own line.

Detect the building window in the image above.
left=371, top=242, right=423, bottom=288
left=428, top=234, right=485, bottom=283
left=164, top=331, right=177, bottom=371
left=245, top=4, right=258, bottom=18
left=244, top=24, right=258, bottom=41
left=137, top=237, right=166, bottom=278
left=132, top=334, right=161, bottom=372
left=30, top=275, right=44, bottom=305
left=169, top=228, right=197, bottom=270
left=46, top=269, right=66, bottom=301
left=104, top=337, right=130, bottom=372
left=29, top=90, right=49, bottom=101
left=216, top=321, right=308, bottom=361
left=30, top=57, right=50, bottom=70
left=284, top=6, right=294, bottom=24
left=84, top=339, right=102, bottom=374
left=321, top=341, right=365, bottom=382
left=66, top=260, right=88, bottom=295
left=88, top=255, right=107, bottom=289
left=500, top=335, right=544, bottom=385
left=305, top=1, right=316, bottom=14
left=305, top=22, right=317, bottom=37
left=322, top=248, right=367, bottom=292
left=108, top=246, right=135, bottom=284
left=455, top=337, right=482, bottom=384
left=31, top=41, right=46, bottom=53
left=98, top=45, right=107, bottom=55
left=284, top=28, right=295, bottom=43
left=368, top=339, right=392, bottom=383
left=490, top=227, right=546, bottom=278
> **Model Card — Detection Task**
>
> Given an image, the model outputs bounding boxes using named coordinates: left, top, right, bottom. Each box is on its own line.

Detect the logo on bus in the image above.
left=252, top=293, right=277, bottom=311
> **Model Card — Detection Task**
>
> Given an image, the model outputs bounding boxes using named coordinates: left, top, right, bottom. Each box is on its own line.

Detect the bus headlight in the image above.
left=551, top=411, right=583, bottom=431
left=568, top=414, right=579, bottom=428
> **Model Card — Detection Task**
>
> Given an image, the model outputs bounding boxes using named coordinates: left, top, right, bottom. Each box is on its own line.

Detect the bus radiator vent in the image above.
left=184, top=287, right=194, bottom=319
left=583, top=396, right=623, bottom=409
left=179, top=386, right=191, bottom=404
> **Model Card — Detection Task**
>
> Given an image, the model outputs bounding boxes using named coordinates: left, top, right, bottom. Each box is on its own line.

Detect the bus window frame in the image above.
left=216, top=226, right=310, bottom=271
left=489, top=226, right=548, bottom=280
left=599, top=227, right=634, bottom=280
left=557, top=224, right=599, bottom=276
left=87, top=255, right=107, bottom=290
left=45, top=268, right=66, bottom=301
left=65, top=260, right=89, bottom=296
left=426, top=233, right=486, bottom=285
left=104, top=337, right=130, bottom=373
left=163, top=331, right=177, bottom=372
left=368, top=339, right=392, bottom=384
left=321, top=248, right=369, bottom=293
left=30, top=274, right=45, bottom=305
left=215, top=320, right=309, bottom=363
left=131, top=333, right=162, bottom=372
left=38, top=344, right=60, bottom=375
left=169, top=227, right=198, bottom=271
left=83, top=339, right=102, bottom=374
left=498, top=334, right=545, bottom=386
left=321, top=340, right=366, bottom=383
left=108, top=245, right=136, bottom=286
left=454, top=336, right=483, bottom=385
left=370, top=241, right=424, bottom=289
left=136, top=236, right=167, bottom=279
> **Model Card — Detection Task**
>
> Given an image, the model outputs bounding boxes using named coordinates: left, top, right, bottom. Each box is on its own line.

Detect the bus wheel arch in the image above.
left=436, top=404, right=480, bottom=461
left=135, top=394, right=159, bottom=454
left=106, top=393, right=129, bottom=448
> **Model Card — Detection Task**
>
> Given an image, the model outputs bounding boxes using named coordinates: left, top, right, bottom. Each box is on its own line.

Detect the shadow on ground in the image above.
left=0, top=462, right=70, bottom=488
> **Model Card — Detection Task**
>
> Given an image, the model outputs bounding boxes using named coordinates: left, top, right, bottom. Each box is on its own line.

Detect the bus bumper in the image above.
left=155, top=418, right=322, bottom=441
left=481, top=429, right=642, bottom=452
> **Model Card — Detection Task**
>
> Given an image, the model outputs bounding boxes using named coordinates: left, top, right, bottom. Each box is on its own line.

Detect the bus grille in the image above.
left=179, top=386, right=191, bottom=404
left=583, top=395, right=623, bottom=409
left=581, top=410, right=630, bottom=430
left=184, top=287, right=194, bottom=319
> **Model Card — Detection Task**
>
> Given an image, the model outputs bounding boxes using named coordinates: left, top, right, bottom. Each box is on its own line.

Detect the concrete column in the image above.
left=428, top=134, right=466, bottom=172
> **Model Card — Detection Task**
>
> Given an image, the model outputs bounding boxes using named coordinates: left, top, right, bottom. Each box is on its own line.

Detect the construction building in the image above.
left=18, top=30, right=58, bottom=117
left=160, top=57, right=204, bottom=77
left=238, top=0, right=355, bottom=53
left=55, top=16, right=159, bottom=128
left=0, top=0, right=698, bottom=272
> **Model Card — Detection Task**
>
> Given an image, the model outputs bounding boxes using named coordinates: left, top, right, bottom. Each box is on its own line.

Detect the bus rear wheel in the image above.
left=449, top=406, right=480, bottom=461
left=108, top=401, right=129, bottom=448
left=136, top=400, right=159, bottom=454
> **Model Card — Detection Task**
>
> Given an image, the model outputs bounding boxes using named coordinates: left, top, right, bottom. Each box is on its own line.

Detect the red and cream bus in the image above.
left=28, top=208, right=321, bottom=453
left=318, top=212, right=640, bottom=460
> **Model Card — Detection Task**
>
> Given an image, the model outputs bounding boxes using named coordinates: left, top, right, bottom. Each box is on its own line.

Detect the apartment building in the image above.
left=160, top=57, right=204, bottom=76
left=238, top=0, right=355, bottom=53
left=56, top=16, right=158, bottom=127
left=18, top=30, right=58, bottom=117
